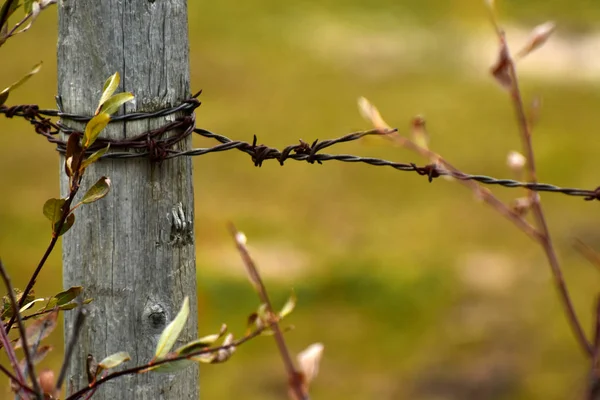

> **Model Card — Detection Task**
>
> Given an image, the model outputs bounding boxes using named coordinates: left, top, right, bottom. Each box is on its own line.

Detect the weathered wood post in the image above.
left=57, top=1, right=198, bottom=399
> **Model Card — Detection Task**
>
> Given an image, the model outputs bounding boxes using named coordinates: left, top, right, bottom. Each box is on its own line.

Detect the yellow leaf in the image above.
left=154, top=297, right=190, bottom=359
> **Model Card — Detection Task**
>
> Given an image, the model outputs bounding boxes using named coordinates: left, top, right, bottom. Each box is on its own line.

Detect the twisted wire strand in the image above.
left=1, top=97, right=599, bottom=201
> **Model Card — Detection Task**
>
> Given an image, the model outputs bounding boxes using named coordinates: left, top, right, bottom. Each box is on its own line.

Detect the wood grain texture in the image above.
left=57, top=1, right=198, bottom=398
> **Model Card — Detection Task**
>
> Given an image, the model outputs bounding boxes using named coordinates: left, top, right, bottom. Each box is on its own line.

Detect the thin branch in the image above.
left=55, top=297, right=86, bottom=392
left=229, top=224, right=307, bottom=400
left=66, top=326, right=266, bottom=400
left=0, top=260, right=43, bottom=399
left=0, top=319, right=30, bottom=399
left=389, top=133, right=542, bottom=242
left=6, top=176, right=79, bottom=333
left=587, top=295, right=600, bottom=399
left=0, top=364, right=36, bottom=397
left=500, top=31, right=593, bottom=357
left=574, top=239, right=600, bottom=273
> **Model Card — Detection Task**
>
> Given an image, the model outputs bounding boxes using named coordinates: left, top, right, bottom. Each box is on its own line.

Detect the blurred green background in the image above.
left=2, top=0, right=600, bottom=399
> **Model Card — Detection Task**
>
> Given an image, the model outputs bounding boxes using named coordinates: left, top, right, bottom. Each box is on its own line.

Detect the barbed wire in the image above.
left=1, top=95, right=599, bottom=201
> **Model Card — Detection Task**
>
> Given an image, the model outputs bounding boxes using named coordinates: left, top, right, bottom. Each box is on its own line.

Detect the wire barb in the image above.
left=1, top=96, right=599, bottom=201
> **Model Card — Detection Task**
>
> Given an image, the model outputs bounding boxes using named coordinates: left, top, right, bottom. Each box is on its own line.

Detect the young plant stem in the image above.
left=388, top=133, right=541, bottom=241
left=6, top=174, right=80, bottom=333
left=587, top=296, right=600, bottom=399
left=55, top=298, right=86, bottom=393
left=0, top=260, right=43, bottom=399
left=502, top=33, right=592, bottom=356
left=65, top=326, right=266, bottom=400
left=574, top=240, right=600, bottom=272
left=0, top=363, right=36, bottom=397
left=229, top=223, right=307, bottom=400
left=394, top=125, right=591, bottom=356
left=0, top=284, right=28, bottom=397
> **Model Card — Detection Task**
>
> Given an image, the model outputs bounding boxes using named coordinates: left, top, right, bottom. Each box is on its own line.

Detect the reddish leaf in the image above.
left=15, top=309, right=58, bottom=349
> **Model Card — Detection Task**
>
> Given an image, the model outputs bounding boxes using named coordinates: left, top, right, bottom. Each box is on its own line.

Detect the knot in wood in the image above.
left=144, top=303, right=168, bottom=331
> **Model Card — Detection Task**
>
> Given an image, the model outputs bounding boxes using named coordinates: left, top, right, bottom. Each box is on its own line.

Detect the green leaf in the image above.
left=96, top=72, right=120, bottom=114
left=81, top=176, right=111, bottom=204
left=80, top=144, right=110, bottom=170
left=83, top=113, right=110, bottom=148
left=98, top=351, right=130, bottom=370
left=174, top=325, right=228, bottom=356
left=278, top=290, right=296, bottom=319
left=44, top=286, right=82, bottom=310
left=147, top=359, right=196, bottom=374
left=58, top=298, right=92, bottom=311
left=15, top=309, right=58, bottom=349
left=1, top=288, right=35, bottom=320
left=0, top=61, right=42, bottom=106
left=23, top=0, right=32, bottom=14
left=54, top=213, right=75, bottom=236
left=99, top=92, right=134, bottom=115
left=43, top=198, right=65, bottom=224
left=154, top=297, right=189, bottom=359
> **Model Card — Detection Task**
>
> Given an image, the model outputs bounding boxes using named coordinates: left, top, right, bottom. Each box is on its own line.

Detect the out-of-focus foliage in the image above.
left=1, top=1, right=600, bottom=399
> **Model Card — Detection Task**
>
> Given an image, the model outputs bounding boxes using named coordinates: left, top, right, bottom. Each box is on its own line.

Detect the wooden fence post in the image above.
left=57, top=1, right=198, bottom=398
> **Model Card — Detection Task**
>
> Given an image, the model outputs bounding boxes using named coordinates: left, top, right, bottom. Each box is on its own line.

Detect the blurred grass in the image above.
left=2, top=1, right=600, bottom=399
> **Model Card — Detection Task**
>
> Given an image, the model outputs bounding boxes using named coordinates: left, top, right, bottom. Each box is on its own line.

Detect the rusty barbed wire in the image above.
left=1, top=95, right=599, bottom=201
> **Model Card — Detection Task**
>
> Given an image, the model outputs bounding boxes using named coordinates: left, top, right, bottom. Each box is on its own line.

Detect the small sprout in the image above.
left=516, top=22, right=556, bottom=59
left=507, top=151, right=526, bottom=172
left=94, top=351, right=131, bottom=377
left=247, top=312, right=262, bottom=333
left=213, top=333, right=236, bottom=363
left=98, top=351, right=131, bottom=370
left=37, top=368, right=56, bottom=398
left=44, top=286, right=83, bottom=311
left=511, top=196, right=533, bottom=217
left=154, top=296, right=189, bottom=359
left=357, top=96, right=392, bottom=133
left=279, top=290, right=297, bottom=319
left=19, top=0, right=41, bottom=33
left=235, top=231, right=247, bottom=246
left=99, top=92, right=134, bottom=115
left=490, top=36, right=513, bottom=90
left=411, top=115, right=429, bottom=151
left=174, top=324, right=228, bottom=355
left=86, top=354, right=98, bottom=384
left=96, top=72, right=121, bottom=115
left=57, top=297, right=92, bottom=311
left=297, top=343, right=324, bottom=386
